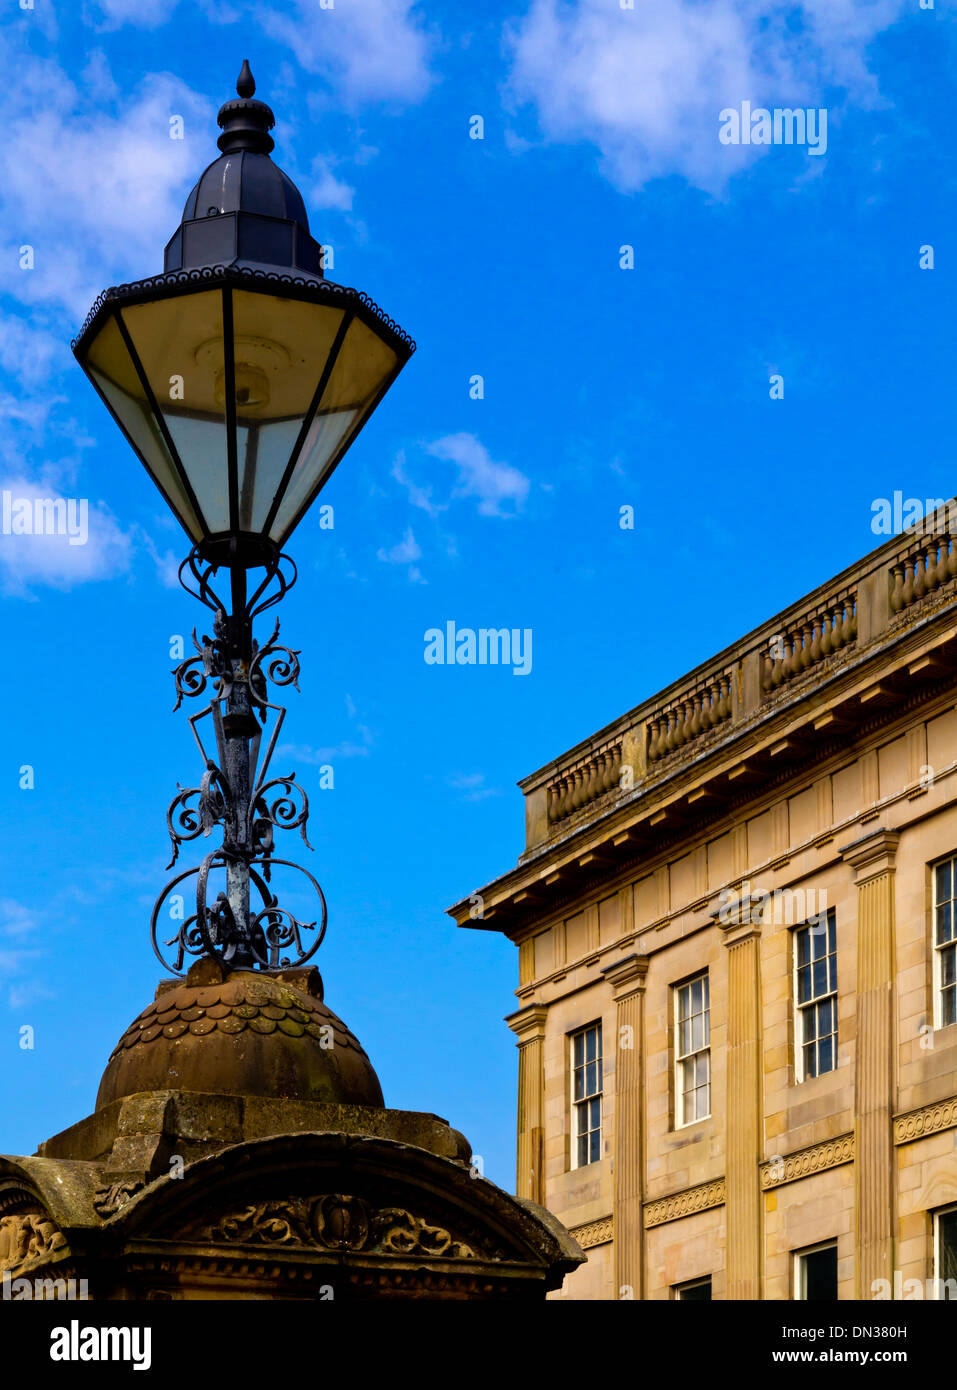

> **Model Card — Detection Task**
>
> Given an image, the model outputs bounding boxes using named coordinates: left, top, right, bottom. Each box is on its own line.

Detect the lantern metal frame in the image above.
left=72, top=263, right=415, bottom=569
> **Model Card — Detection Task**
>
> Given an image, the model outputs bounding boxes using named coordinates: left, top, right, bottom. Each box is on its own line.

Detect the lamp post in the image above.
left=72, top=61, right=414, bottom=976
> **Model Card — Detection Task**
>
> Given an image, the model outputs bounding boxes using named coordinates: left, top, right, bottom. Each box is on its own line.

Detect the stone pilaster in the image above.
left=506, top=1004, right=549, bottom=1204
left=602, top=953, right=649, bottom=1299
left=840, top=828, right=899, bottom=1298
left=720, top=911, right=763, bottom=1299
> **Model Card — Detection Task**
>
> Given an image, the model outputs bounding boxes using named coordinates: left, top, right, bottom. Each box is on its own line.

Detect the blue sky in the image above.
left=1, top=0, right=955, bottom=1187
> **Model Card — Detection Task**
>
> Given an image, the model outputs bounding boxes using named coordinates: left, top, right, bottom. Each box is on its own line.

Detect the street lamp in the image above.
left=72, top=61, right=414, bottom=975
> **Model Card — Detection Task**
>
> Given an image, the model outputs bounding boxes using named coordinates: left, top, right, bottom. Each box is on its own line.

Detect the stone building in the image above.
left=449, top=508, right=957, bottom=1300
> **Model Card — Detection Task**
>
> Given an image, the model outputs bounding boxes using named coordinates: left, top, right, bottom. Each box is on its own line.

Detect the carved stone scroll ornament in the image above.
left=0, top=1210, right=68, bottom=1272
left=201, top=1194, right=482, bottom=1260
left=94, top=1181, right=145, bottom=1219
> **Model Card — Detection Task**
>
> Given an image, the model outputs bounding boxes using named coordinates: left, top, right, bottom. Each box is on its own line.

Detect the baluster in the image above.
left=648, top=719, right=660, bottom=762
left=889, top=565, right=904, bottom=613
left=689, top=693, right=702, bottom=738
left=717, top=676, right=731, bottom=721
left=938, top=535, right=952, bottom=587
left=847, top=599, right=858, bottom=641
left=914, top=547, right=928, bottom=599
left=810, top=616, right=823, bottom=664
left=820, top=610, right=833, bottom=658
left=902, top=557, right=915, bottom=607
left=604, top=749, right=617, bottom=792
left=927, top=539, right=942, bottom=591
left=797, top=623, right=811, bottom=671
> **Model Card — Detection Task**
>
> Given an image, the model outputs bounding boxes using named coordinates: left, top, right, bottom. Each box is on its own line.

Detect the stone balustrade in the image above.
left=647, top=674, right=733, bottom=764
left=889, top=534, right=957, bottom=614
left=547, top=743, right=622, bottom=825
left=520, top=501, right=957, bottom=851
left=761, top=591, right=857, bottom=694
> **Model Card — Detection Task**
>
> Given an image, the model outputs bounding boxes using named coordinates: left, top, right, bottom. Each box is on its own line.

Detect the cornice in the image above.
left=600, top=953, right=648, bottom=997
left=504, top=1004, right=549, bottom=1043
left=839, top=827, right=901, bottom=882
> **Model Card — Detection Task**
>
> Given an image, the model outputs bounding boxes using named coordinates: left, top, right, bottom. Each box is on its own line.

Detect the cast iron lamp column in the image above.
left=72, top=62, right=415, bottom=974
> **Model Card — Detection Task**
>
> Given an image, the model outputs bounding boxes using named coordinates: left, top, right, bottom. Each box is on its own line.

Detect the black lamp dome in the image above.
left=165, top=61, right=323, bottom=279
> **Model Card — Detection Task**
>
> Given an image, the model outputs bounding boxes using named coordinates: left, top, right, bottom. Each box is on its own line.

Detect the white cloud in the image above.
left=87, top=0, right=174, bottom=28
left=426, top=433, right=530, bottom=518
left=449, top=772, right=501, bottom=803
left=308, top=155, right=355, bottom=213
left=258, top=0, right=435, bottom=103
left=0, top=475, right=133, bottom=597
left=0, top=40, right=212, bottom=321
left=506, top=0, right=908, bottom=192
left=377, top=525, right=426, bottom=582
left=0, top=900, right=38, bottom=938
left=392, top=450, right=442, bottom=517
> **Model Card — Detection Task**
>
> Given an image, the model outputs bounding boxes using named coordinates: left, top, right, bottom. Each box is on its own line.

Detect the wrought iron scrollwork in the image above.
left=150, top=547, right=326, bottom=976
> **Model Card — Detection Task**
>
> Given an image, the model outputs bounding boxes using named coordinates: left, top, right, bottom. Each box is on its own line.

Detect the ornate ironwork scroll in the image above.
left=150, top=544, right=326, bottom=975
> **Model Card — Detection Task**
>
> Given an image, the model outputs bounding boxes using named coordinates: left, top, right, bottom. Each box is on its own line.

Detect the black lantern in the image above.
left=70, top=63, right=415, bottom=977
left=73, top=60, right=414, bottom=569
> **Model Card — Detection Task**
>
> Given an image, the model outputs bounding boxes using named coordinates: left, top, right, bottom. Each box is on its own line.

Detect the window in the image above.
left=933, top=857, right=957, bottom=1029
left=934, top=1207, right=957, bottom=1298
left=794, top=910, right=838, bottom=1080
left=794, top=1241, right=838, bottom=1300
left=674, top=1277, right=712, bottom=1301
left=571, top=1023, right=602, bottom=1167
left=675, top=973, right=710, bottom=1126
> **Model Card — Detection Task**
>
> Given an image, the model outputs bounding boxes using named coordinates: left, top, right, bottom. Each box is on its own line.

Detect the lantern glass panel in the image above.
left=121, top=291, right=230, bottom=535
left=230, top=290, right=348, bottom=533
left=84, top=312, right=203, bottom=540
left=267, top=314, right=399, bottom=543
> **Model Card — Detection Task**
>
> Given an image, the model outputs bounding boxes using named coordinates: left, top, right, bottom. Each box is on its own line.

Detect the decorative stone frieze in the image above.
left=568, top=1217, right=613, bottom=1250
left=760, top=1134, right=854, bottom=1189
left=894, top=1097, right=957, bottom=1145
left=644, top=1179, right=725, bottom=1228
left=200, top=1193, right=485, bottom=1260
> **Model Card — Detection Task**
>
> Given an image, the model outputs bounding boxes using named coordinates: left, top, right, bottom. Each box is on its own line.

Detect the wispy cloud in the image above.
left=0, top=475, right=133, bottom=597
left=426, top=433, right=530, bottom=518
left=259, top=0, right=436, bottom=104
left=448, top=772, right=501, bottom=803
left=276, top=695, right=374, bottom=764
left=376, top=525, right=426, bottom=583
left=506, top=0, right=908, bottom=193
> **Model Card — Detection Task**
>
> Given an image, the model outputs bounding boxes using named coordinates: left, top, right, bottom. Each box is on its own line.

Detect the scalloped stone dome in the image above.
left=96, top=962, right=383, bottom=1111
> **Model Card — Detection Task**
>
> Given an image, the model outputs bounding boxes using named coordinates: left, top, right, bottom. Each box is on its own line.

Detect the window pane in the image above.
left=938, top=1210, right=957, bottom=1289
left=573, top=1032, right=584, bottom=1067
left=801, top=1245, right=838, bottom=1300
left=937, top=860, right=952, bottom=907
left=938, top=902, right=954, bottom=947
left=943, top=945, right=956, bottom=987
